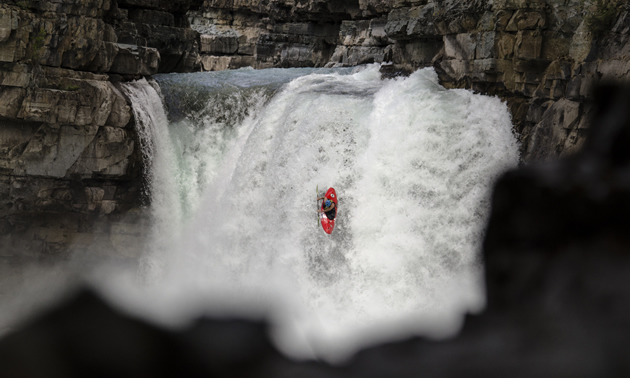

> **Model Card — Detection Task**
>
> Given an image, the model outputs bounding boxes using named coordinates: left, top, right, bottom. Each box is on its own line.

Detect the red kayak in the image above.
left=319, top=187, right=338, bottom=234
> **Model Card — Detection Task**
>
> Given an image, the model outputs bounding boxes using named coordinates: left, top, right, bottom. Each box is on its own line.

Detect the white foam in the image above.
left=121, top=79, right=182, bottom=260
left=105, top=66, right=519, bottom=361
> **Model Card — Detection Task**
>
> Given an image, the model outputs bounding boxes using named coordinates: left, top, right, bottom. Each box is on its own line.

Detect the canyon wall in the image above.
left=1, top=1, right=630, bottom=373
left=1, top=0, right=628, bottom=257
left=0, top=0, right=202, bottom=259
left=189, top=0, right=629, bottom=161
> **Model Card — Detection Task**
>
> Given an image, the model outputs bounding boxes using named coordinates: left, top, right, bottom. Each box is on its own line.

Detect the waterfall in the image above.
left=120, top=79, right=183, bottom=278
left=109, top=65, right=519, bottom=361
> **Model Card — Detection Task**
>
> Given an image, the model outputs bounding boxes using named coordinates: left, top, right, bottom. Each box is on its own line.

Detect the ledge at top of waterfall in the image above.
left=318, top=187, right=338, bottom=234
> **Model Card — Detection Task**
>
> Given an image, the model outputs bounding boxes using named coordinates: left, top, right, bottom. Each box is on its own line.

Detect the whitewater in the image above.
left=100, top=65, right=518, bottom=361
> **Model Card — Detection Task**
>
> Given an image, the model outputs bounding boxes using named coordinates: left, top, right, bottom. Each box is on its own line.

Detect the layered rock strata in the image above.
left=0, top=0, right=202, bottom=258
left=2, top=0, right=630, bottom=259
left=190, top=0, right=629, bottom=162
left=0, top=63, right=144, bottom=258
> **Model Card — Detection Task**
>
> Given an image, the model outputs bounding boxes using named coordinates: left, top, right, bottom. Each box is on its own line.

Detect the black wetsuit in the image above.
left=324, top=204, right=336, bottom=220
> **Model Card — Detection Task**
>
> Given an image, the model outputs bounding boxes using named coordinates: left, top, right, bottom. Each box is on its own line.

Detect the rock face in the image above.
left=2, top=0, right=630, bottom=374
left=1, top=0, right=630, bottom=258
left=0, top=63, right=143, bottom=258
left=0, top=0, right=204, bottom=259
left=188, top=0, right=630, bottom=162
left=2, top=84, right=630, bottom=376
left=0, top=0, right=200, bottom=74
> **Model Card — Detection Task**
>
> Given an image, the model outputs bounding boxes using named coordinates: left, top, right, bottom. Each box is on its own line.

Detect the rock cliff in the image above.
left=188, top=0, right=628, bottom=162
left=0, top=0, right=203, bottom=258
left=2, top=0, right=630, bottom=374
left=1, top=0, right=629, bottom=258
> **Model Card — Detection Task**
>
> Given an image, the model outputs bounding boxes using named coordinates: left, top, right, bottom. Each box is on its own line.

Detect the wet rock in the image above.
left=476, top=31, right=496, bottom=59
left=0, top=8, right=17, bottom=44
left=0, top=0, right=208, bottom=258
left=0, top=59, right=138, bottom=257
left=439, top=59, right=469, bottom=81
left=105, top=86, right=132, bottom=128
left=385, top=4, right=440, bottom=40
left=0, top=1, right=200, bottom=74
left=496, top=32, right=516, bottom=59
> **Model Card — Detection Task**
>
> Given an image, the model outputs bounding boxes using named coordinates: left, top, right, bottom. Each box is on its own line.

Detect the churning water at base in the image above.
left=110, top=65, right=519, bottom=360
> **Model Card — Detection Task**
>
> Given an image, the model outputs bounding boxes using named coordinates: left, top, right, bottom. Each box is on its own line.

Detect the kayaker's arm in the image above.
left=319, top=202, right=335, bottom=212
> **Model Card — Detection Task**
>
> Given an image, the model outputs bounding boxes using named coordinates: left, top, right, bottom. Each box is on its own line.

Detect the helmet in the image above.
left=325, top=200, right=332, bottom=207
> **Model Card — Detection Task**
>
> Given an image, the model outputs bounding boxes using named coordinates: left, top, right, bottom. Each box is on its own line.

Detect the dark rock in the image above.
left=128, top=9, right=176, bottom=26
left=505, top=9, right=546, bottom=31
left=0, top=289, right=334, bottom=378
left=391, top=39, right=440, bottom=68
left=523, top=98, right=581, bottom=160
left=200, top=34, right=239, bottom=54
left=515, top=30, right=542, bottom=60
left=109, top=44, right=160, bottom=75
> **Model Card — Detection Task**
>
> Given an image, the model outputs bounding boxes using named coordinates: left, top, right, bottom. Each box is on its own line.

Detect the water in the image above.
left=105, top=65, right=519, bottom=361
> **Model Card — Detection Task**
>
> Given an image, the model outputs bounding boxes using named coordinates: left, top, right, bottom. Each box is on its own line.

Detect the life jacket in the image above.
left=324, top=201, right=334, bottom=211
